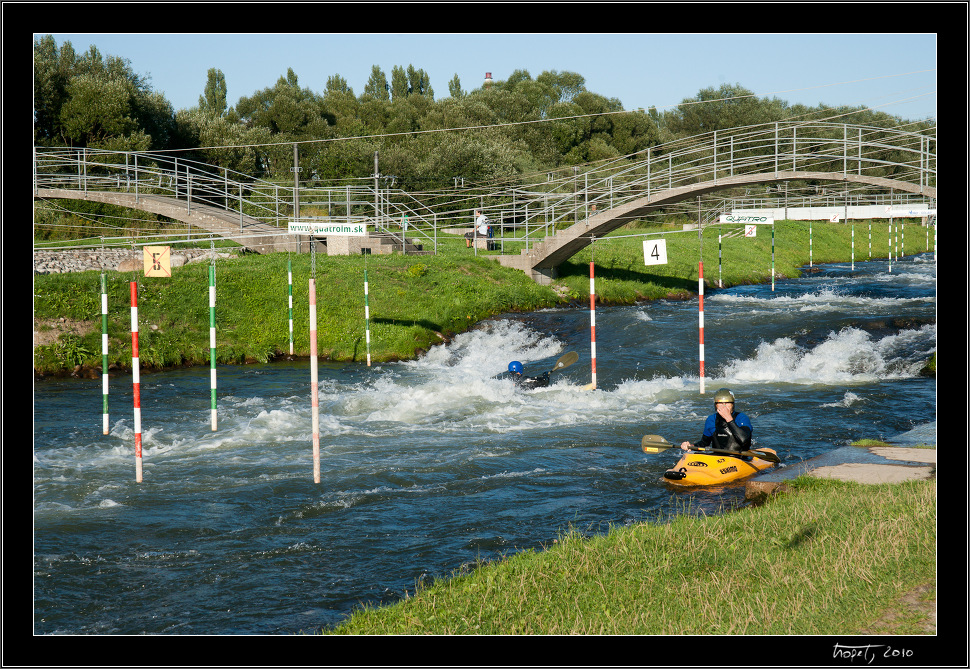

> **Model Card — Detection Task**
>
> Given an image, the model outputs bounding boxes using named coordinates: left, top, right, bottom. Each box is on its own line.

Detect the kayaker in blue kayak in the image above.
left=680, top=388, right=753, bottom=454
left=507, top=360, right=551, bottom=389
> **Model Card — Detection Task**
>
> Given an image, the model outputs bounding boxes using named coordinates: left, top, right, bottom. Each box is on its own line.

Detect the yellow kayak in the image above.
left=662, top=448, right=778, bottom=487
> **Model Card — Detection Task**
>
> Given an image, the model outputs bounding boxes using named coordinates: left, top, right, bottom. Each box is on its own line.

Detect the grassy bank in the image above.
left=324, top=475, right=936, bottom=635
left=33, top=219, right=932, bottom=374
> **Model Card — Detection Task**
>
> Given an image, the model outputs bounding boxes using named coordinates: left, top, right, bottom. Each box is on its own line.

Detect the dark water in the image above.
left=33, top=255, right=936, bottom=634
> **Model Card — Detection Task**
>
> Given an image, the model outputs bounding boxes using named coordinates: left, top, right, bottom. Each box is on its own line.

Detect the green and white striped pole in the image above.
left=209, top=264, right=217, bottom=431
left=101, top=273, right=109, bottom=435
left=364, top=268, right=372, bottom=367
left=717, top=234, right=722, bottom=288
left=288, top=257, right=294, bottom=356
left=888, top=222, right=893, bottom=273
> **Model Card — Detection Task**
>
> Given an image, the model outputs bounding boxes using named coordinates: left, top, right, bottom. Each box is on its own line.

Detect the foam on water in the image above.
left=717, top=324, right=935, bottom=385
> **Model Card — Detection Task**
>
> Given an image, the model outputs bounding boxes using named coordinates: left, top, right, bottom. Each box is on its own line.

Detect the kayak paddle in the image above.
left=641, top=434, right=676, bottom=453
left=640, top=434, right=781, bottom=463
left=550, top=351, right=578, bottom=373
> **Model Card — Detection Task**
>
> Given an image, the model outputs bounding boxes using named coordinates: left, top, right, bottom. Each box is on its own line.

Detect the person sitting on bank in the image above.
left=465, top=210, right=489, bottom=248
left=680, top=387, right=753, bottom=455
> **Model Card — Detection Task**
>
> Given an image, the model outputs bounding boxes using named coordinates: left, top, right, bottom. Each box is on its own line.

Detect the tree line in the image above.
left=34, top=34, right=934, bottom=199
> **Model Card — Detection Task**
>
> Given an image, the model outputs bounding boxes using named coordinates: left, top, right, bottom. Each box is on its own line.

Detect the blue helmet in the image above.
left=508, top=361, right=523, bottom=374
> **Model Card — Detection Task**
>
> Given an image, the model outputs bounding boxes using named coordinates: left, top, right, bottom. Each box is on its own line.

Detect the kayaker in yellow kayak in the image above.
left=680, top=388, right=753, bottom=455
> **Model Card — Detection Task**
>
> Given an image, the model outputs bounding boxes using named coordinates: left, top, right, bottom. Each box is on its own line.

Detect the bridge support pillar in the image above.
left=530, top=266, right=558, bottom=285
left=494, top=254, right=559, bottom=285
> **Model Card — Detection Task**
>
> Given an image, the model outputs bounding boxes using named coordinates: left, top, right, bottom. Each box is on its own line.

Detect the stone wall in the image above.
left=33, top=249, right=231, bottom=274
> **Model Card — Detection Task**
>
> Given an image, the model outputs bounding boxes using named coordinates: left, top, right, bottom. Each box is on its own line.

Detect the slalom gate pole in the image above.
left=888, top=222, right=893, bottom=273
left=869, top=223, right=872, bottom=259
left=288, top=258, right=294, bottom=356
left=130, top=280, right=143, bottom=482
left=771, top=224, right=775, bottom=291
left=589, top=260, right=597, bottom=390
left=698, top=261, right=705, bottom=395
left=364, top=267, right=372, bottom=367
left=901, top=223, right=905, bottom=259
left=718, top=234, right=723, bottom=288
left=851, top=225, right=855, bottom=271
left=309, top=277, right=320, bottom=483
left=101, top=273, right=109, bottom=435
left=809, top=221, right=813, bottom=268
left=209, top=264, right=217, bottom=431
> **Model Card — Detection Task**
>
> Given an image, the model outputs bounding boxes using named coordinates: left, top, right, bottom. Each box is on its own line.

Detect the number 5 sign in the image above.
left=643, top=239, right=668, bottom=266
left=143, top=246, right=172, bottom=277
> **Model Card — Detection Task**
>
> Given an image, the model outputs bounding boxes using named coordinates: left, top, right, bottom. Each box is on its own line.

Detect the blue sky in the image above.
left=46, top=33, right=937, bottom=122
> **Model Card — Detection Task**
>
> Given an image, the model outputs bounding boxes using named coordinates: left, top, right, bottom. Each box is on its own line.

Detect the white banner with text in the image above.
left=288, top=220, right=368, bottom=236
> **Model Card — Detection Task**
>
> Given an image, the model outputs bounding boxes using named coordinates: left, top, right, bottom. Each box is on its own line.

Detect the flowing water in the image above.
left=33, top=255, right=936, bottom=634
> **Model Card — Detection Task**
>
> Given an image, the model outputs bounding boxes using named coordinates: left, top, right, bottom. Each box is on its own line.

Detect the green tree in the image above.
left=199, top=68, right=228, bottom=117
left=666, top=83, right=789, bottom=135
left=362, top=65, right=390, bottom=101
left=448, top=74, right=464, bottom=99
left=536, top=70, right=586, bottom=104
left=236, top=68, right=334, bottom=137
left=34, top=35, right=173, bottom=149
left=406, top=64, right=434, bottom=98
left=390, top=65, right=409, bottom=100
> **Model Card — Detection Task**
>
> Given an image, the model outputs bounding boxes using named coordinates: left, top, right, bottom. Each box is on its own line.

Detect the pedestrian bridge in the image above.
left=491, top=122, right=936, bottom=282
left=34, top=121, right=935, bottom=281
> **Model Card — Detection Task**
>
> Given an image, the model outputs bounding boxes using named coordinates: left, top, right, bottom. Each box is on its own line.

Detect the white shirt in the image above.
left=475, top=214, right=488, bottom=235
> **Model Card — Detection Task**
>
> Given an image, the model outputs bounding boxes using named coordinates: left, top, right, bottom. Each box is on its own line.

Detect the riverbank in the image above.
left=33, top=221, right=935, bottom=376
left=323, top=469, right=936, bottom=638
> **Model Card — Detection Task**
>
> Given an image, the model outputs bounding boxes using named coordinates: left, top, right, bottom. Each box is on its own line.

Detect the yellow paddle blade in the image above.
left=551, top=351, right=579, bottom=372
left=641, top=434, right=674, bottom=453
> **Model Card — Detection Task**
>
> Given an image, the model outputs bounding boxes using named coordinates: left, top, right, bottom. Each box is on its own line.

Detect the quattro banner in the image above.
left=719, top=214, right=774, bottom=224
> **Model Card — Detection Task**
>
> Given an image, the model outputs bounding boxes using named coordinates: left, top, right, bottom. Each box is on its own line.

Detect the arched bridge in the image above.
left=33, top=186, right=302, bottom=254
left=493, top=121, right=936, bottom=282
left=33, top=147, right=440, bottom=255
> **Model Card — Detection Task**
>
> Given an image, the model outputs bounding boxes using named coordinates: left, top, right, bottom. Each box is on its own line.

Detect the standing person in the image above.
left=680, top=388, right=753, bottom=454
left=465, top=210, right=489, bottom=248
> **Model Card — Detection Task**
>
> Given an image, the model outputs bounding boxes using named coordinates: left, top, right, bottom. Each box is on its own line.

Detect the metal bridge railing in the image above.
left=34, top=121, right=935, bottom=255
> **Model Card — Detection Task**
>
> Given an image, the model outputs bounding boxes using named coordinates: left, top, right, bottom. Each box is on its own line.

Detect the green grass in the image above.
left=33, top=219, right=932, bottom=374
left=323, top=476, right=936, bottom=635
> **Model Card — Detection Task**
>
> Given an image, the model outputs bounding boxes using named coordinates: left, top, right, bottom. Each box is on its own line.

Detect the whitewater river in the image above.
left=33, top=254, right=936, bottom=634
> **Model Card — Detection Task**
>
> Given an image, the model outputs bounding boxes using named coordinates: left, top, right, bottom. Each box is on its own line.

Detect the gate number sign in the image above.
left=643, top=239, right=668, bottom=266
left=143, top=246, right=171, bottom=277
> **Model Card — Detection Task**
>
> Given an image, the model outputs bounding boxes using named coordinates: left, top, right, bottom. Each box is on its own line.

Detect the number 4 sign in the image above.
left=643, top=239, right=668, bottom=265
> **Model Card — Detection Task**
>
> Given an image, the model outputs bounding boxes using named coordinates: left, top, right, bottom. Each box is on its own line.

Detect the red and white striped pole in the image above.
left=130, top=281, right=143, bottom=482
left=101, top=274, right=109, bottom=435
left=589, top=261, right=597, bottom=390
left=698, top=261, right=706, bottom=395
left=309, top=277, right=320, bottom=483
